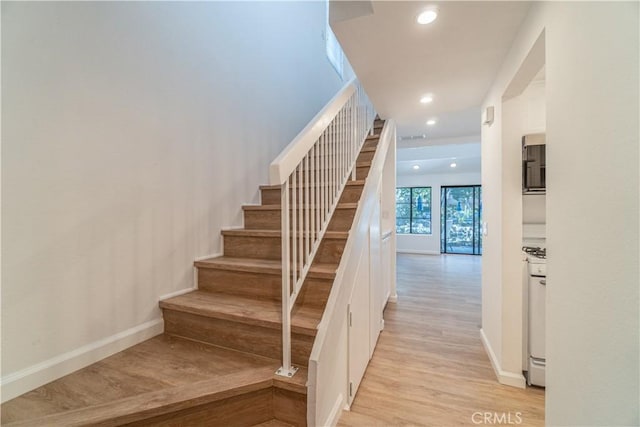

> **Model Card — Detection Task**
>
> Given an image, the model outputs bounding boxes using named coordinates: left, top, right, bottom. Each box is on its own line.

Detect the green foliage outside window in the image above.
left=396, top=187, right=432, bottom=234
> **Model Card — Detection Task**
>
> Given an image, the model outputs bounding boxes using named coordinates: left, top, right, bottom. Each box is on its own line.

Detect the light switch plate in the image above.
left=483, top=106, right=495, bottom=125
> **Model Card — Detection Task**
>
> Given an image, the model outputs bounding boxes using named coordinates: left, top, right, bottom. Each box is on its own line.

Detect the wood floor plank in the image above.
left=337, top=254, right=545, bottom=427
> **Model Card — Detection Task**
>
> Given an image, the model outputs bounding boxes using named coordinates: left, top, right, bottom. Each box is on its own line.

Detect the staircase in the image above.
left=1, top=119, right=383, bottom=427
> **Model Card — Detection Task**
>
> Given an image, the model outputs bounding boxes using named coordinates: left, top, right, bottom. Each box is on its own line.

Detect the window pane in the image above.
left=411, top=219, right=431, bottom=234
left=396, top=187, right=410, bottom=204
left=412, top=187, right=431, bottom=205
left=396, top=218, right=410, bottom=234
left=396, top=203, right=411, bottom=219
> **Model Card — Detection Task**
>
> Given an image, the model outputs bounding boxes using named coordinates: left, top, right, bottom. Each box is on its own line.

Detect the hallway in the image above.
left=338, top=254, right=544, bottom=426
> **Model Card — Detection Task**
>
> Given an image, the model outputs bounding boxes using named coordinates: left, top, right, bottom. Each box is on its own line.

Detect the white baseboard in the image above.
left=194, top=252, right=223, bottom=262
left=479, top=329, right=526, bottom=389
left=396, top=249, right=440, bottom=256
left=1, top=318, right=164, bottom=403
left=322, top=393, right=346, bottom=427
left=159, top=286, right=197, bottom=301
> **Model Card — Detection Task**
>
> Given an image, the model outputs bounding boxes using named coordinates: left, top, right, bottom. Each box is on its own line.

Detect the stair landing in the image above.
left=1, top=335, right=307, bottom=426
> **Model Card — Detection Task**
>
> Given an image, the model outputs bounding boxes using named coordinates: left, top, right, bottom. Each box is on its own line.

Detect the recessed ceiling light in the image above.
left=426, top=119, right=437, bottom=126
left=413, top=165, right=420, bottom=170
left=417, top=7, right=438, bottom=25
left=420, top=94, right=434, bottom=104
left=450, top=162, right=457, bottom=168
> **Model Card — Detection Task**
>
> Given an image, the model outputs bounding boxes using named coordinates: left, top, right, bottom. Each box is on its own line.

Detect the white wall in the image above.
left=522, top=195, right=545, bottom=225
left=498, top=93, right=526, bottom=382
left=396, top=172, right=480, bottom=255
left=1, top=1, right=345, bottom=400
left=482, top=2, right=639, bottom=425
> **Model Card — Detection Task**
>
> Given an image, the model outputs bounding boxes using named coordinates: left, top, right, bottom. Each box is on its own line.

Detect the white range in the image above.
left=522, top=223, right=546, bottom=387
left=524, top=248, right=546, bottom=387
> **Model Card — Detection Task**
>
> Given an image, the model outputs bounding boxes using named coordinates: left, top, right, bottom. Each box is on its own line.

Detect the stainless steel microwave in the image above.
left=522, top=134, right=546, bottom=193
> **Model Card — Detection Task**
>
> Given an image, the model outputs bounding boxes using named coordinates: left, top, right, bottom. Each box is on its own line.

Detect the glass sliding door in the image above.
left=440, top=185, right=482, bottom=255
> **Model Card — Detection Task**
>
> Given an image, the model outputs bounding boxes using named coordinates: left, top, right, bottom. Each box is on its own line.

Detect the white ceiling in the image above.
left=331, top=1, right=531, bottom=147
left=397, top=142, right=481, bottom=175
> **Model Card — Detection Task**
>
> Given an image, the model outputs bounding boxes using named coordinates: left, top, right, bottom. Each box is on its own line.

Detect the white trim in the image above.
left=396, top=249, right=440, bottom=256
left=322, top=393, right=346, bottom=427
left=220, top=226, right=244, bottom=231
left=159, top=286, right=197, bottom=301
left=194, top=252, right=223, bottom=262
left=387, top=293, right=398, bottom=303
left=0, top=318, right=164, bottom=403
left=479, top=328, right=526, bottom=389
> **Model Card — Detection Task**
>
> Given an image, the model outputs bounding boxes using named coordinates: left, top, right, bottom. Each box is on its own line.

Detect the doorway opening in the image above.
left=440, top=185, right=482, bottom=255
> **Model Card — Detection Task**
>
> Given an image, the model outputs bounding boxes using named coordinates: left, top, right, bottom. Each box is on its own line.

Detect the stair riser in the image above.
left=162, top=311, right=313, bottom=367
left=224, top=235, right=281, bottom=260
left=125, top=388, right=273, bottom=427
left=363, top=139, right=379, bottom=150
left=198, top=269, right=332, bottom=308
left=261, top=187, right=339, bottom=206
left=293, top=169, right=369, bottom=185
left=315, top=239, right=346, bottom=264
left=339, top=186, right=364, bottom=203
left=244, top=208, right=356, bottom=231
left=357, top=150, right=375, bottom=163
left=274, top=388, right=307, bottom=427
left=198, top=268, right=280, bottom=299
left=356, top=165, right=370, bottom=180
left=261, top=185, right=363, bottom=205
left=295, top=277, right=332, bottom=309
left=327, top=209, right=356, bottom=232
left=223, top=235, right=346, bottom=263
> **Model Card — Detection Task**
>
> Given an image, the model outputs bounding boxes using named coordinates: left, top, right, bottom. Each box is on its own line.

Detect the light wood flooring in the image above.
left=338, top=254, right=545, bottom=427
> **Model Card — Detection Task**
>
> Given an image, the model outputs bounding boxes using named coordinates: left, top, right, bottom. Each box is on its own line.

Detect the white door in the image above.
left=368, top=197, right=382, bottom=358
left=348, top=249, right=370, bottom=406
left=381, top=233, right=392, bottom=303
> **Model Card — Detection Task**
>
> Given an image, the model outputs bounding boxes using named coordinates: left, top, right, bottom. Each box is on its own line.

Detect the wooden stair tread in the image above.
left=0, top=335, right=284, bottom=425
left=160, top=291, right=322, bottom=336
left=360, top=146, right=377, bottom=152
left=195, top=256, right=337, bottom=279
left=252, top=420, right=294, bottom=427
left=272, top=366, right=308, bottom=394
left=259, top=180, right=365, bottom=191
left=243, top=202, right=358, bottom=211
left=4, top=367, right=279, bottom=427
left=366, top=134, right=380, bottom=140
left=221, top=229, right=349, bottom=239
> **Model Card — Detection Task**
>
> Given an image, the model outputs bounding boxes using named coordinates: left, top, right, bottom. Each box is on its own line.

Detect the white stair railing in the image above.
left=269, top=78, right=375, bottom=377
